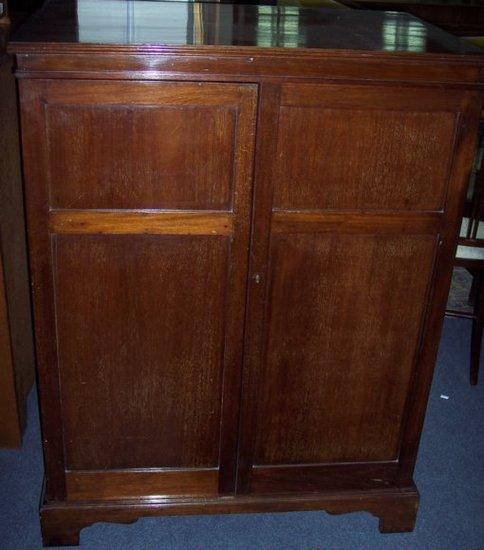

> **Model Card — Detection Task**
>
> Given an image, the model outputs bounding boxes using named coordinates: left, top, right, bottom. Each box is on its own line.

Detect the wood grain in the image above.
left=272, top=210, right=442, bottom=234
left=39, top=485, right=420, bottom=546
left=237, top=84, right=482, bottom=498
left=396, top=91, right=484, bottom=485
left=55, top=234, right=228, bottom=470
left=10, top=3, right=484, bottom=543
left=66, top=469, right=219, bottom=500
left=11, top=51, right=482, bottom=86
left=18, top=77, right=257, bottom=498
left=38, top=80, right=253, bottom=210
left=273, top=85, right=459, bottom=211
left=253, top=233, right=437, bottom=465
left=280, top=84, right=468, bottom=110
left=49, top=210, right=234, bottom=236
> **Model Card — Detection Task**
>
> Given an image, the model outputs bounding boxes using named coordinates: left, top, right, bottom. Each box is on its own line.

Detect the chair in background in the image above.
left=446, top=121, right=484, bottom=385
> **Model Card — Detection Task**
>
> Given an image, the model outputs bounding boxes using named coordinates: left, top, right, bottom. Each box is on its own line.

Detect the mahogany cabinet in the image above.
left=9, top=0, right=484, bottom=546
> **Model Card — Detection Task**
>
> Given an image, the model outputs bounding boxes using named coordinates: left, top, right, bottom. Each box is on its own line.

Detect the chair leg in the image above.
left=468, top=269, right=479, bottom=306
left=470, top=272, right=484, bottom=386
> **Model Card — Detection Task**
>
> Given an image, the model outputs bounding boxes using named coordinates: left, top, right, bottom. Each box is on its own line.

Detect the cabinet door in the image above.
left=237, top=83, right=481, bottom=493
left=19, top=80, right=257, bottom=500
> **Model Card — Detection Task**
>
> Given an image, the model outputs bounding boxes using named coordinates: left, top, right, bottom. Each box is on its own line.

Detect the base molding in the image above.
left=40, top=484, right=419, bottom=546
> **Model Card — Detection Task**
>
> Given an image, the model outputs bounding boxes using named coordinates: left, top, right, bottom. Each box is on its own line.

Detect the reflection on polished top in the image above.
left=345, top=0, right=483, bottom=5
left=10, top=0, right=483, bottom=55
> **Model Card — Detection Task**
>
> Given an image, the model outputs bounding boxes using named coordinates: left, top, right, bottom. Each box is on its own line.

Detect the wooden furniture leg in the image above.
left=41, top=520, right=82, bottom=548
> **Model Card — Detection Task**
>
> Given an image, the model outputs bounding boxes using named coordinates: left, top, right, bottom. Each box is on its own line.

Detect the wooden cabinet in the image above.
left=9, top=0, right=483, bottom=546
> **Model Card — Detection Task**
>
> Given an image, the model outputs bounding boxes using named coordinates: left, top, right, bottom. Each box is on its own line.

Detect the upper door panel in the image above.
left=42, top=80, right=239, bottom=210
left=273, top=85, right=460, bottom=211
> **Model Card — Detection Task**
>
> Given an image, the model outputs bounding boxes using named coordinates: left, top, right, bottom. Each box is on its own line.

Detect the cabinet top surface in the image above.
left=9, top=0, right=483, bottom=58
left=346, top=0, right=483, bottom=5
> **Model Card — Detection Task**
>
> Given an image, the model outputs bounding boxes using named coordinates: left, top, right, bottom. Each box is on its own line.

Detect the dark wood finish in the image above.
left=274, top=85, right=461, bottom=211
left=55, top=234, right=229, bottom=471
left=0, top=50, right=35, bottom=448
left=10, top=0, right=483, bottom=55
left=39, top=486, right=419, bottom=546
left=249, top=462, right=400, bottom=492
left=339, top=0, right=484, bottom=37
left=0, top=250, right=18, bottom=446
left=272, top=211, right=443, bottom=235
left=43, top=81, right=238, bottom=210
left=65, top=470, right=219, bottom=501
left=237, top=81, right=481, bottom=494
left=13, top=50, right=482, bottom=88
left=396, top=92, right=483, bottom=485
left=18, top=77, right=257, bottom=501
left=0, top=28, right=6, bottom=56
left=253, top=234, right=436, bottom=462
left=9, top=0, right=484, bottom=545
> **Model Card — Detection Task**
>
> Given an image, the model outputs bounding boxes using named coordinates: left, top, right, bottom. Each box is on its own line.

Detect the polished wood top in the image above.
left=9, top=0, right=483, bottom=56
left=348, top=0, right=483, bottom=5
left=338, top=0, right=484, bottom=36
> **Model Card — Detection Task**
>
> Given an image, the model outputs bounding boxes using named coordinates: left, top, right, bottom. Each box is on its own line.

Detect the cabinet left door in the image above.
left=19, top=79, right=257, bottom=501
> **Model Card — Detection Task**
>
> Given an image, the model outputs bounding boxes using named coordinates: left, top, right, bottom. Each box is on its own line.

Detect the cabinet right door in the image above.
left=237, top=83, right=481, bottom=494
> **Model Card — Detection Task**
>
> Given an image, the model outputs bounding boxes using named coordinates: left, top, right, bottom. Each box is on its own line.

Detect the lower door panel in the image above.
left=243, top=231, right=438, bottom=492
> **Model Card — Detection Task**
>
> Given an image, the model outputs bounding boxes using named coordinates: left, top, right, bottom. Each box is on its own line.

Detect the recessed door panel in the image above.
left=273, top=85, right=458, bottom=211
left=254, top=232, right=436, bottom=465
left=55, top=234, right=227, bottom=470
left=46, top=100, right=235, bottom=210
